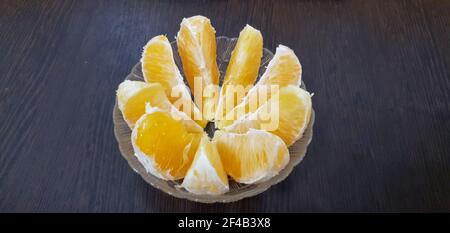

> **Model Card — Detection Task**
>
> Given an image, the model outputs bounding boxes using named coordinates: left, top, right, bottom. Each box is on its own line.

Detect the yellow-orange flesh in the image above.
left=177, top=16, right=219, bottom=120
left=181, top=135, right=229, bottom=195
left=141, top=35, right=207, bottom=127
left=200, top=136, right=228, bottom=185
left=217, top=45, right=302, bottom=129
left=213, top=130, right=289, bottom=184
left=224, top=85, right=312, bottom=146
left=134, top=111, right=202, bottom=180
left=215, top=25, right=263, bottom=122
left=121, top=85, right=169, bottom=127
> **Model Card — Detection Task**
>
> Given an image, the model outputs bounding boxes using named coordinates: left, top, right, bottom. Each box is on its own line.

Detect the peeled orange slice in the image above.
left=117, top=80, right=202, bottom=132
left=215, top=25, right=263, bottom=122
left=212, top=129, right=289, bottom=184
left=181, top=135, right=229, bottom=195
left=255, top=45, right=302, bottom=86
left=132, top=108, right=203, bottom=180
left=141, top=35, right=207, bottom=127
left=177, top=16, right=219, bottom=120
left=224, top=85, right=312, bottom=146
left=216, top=45, right=302, bottom=129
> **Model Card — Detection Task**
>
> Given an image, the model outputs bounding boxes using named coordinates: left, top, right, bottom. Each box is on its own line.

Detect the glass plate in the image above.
left=112, top=36, right=315, bottom=203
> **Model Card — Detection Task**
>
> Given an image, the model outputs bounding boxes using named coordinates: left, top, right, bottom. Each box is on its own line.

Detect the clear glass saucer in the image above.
left=112, top=36, right=315, bottom=203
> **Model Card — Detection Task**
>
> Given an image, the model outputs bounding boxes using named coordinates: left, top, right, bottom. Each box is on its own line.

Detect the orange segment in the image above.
left=257, top=45, right=302, bottom=86
left=216, top=45, right=302, bottom=129
left=215, top=25, right=263, bottom=122
left=141, top=35, right=207, bottom=127
left=181, top=135, right=229, bottom=195
left=213, top=129, right=289, bottom=184
left=116, top=80, right=202, bottom=132
left=117, top=80, right=148, bottom=112
left=177, top=16, right=219, bottom=120
left=224, top=85, right=312, bottom=146
left=132, top=109, right=203, bottom=180
left=118, top=81, right=167, bottom=128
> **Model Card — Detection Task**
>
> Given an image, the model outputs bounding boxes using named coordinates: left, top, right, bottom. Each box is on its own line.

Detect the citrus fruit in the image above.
left=212, top=129, right=289, bottom=184
left=215, top=25, right=263, bottom=122
left=224, top=85, right=312, bottom=146
left=116, top=80, right=203, bottom=132
left=216, top=44, right=302, bottom=129
left=132, top=108, right=204, bottom=180
left=177, top=16, right=220, bottom=120
left=255, top=44, right=302, bottom=86
left=181, top=135, right=229, bottom=195
left=141, top=35, right=207, bottom=127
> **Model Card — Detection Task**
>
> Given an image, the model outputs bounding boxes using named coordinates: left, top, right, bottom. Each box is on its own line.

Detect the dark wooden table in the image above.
left=0, top=0, right=449, bottom=212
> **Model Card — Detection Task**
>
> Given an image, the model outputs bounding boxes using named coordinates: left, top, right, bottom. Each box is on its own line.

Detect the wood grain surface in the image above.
left=0, top=0, right=449, bottom=212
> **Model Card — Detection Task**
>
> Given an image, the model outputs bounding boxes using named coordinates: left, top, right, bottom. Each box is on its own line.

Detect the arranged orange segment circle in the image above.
left=115, top=16, right=314, bottom=196
left=177, top=16, right=220, bottom=120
